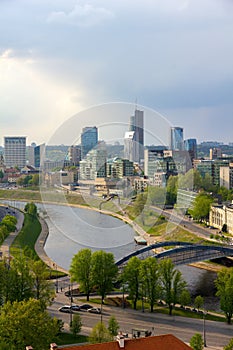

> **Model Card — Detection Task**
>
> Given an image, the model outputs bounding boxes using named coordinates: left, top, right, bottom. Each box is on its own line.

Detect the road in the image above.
left=48, top=285, right=232, bottom=349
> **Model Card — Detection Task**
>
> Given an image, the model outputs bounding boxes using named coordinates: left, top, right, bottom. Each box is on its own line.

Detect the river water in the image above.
left=2, top=200, right=220, bottom=311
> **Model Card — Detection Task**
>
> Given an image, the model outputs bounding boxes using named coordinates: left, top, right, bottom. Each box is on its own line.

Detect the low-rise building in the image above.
left=57, top=334, right=192, bottom=350
left=209, top=202, right=233, bottom=234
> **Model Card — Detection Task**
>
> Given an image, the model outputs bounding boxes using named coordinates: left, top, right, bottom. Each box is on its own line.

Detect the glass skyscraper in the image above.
left=81, top=126, right=98, bottom=159
left=170, top=127, right=184, bottom=151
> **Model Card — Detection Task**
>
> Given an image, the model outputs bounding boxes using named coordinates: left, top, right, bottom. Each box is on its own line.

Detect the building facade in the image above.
left=209, top=203, right=233, bottom=234
left=28, top=143, right=45, bottom=169
left=81, top=126, right=98, bottom=159
left=129, top=109, right=144, bottom=161
left=79, top=146, right=107, bottom=180
left=124, top=131, right=140, bottom=164
left=170, top=127, right=184, bottom=151
left=4, top=136, right=26, bottom=169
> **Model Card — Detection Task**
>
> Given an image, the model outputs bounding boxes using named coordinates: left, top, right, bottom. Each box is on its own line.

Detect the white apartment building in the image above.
left=4, top=136, right=26, bottom=169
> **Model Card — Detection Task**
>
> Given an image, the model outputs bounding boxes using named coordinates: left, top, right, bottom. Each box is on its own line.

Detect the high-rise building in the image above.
left=81, top=126, right=98, bottom=159
left=68, top=145, right=81, bottom=166
left=170, top=127, right=184, bottom=151
left=124, top=131, right=140, bottom=163
left=129, top=109, right=144, bottom=161
left=79, top=144, right=107, bottom=180
left=184, top=138, right=197, bottom=161
left=28, top=143, right=45, bottom=169
left=4, top=136, right=26, bottom=169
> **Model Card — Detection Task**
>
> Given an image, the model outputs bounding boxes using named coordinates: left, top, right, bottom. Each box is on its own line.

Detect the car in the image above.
left=58, top=305, right=73, bottom=313
left=79, top=303, right=93, bottom=311
left=70, top=304, right=80, bottom=311
left=87, top=307, right=101, bottom=314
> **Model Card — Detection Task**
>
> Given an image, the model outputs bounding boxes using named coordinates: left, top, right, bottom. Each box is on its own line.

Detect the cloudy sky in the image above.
left=0, top=0, right=232, bottom=146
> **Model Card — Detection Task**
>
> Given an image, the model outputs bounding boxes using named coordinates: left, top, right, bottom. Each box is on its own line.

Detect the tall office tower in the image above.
left=28, top=143, right=45, bottom=169
left=170, top=127, right=184, bottom=151
left=81, top=126, right=98, bottom=159
left=184, top=138, right=197, bottom=161
left=129, top=109, right=144, bottom=161
left=4, top=136, right=26, bottom=169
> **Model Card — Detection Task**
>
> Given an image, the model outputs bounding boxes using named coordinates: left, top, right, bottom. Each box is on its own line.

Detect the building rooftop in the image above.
left=59, top=334, right=192, bottom=350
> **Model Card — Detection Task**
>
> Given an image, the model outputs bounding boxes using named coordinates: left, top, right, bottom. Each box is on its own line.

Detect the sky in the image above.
left=0, top=0, right=233, bottom=146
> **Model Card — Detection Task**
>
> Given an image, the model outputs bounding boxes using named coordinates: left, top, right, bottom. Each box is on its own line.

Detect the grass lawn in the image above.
left=10, top=213, right=42, bottom=260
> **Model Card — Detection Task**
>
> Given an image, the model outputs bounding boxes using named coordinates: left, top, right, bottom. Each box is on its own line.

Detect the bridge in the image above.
left=116, top=241, right=233, bottom=267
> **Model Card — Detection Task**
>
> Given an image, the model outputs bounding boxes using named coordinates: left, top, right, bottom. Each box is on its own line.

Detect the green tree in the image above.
left=69, top=248, right=93, bottom=301
left=215, top=268, right=233, bottom=324
left=131, top=193, right=147, bottom=225
left=190, top=333, right=204, bottom=350
left=140, top=257, right=160, bottom=312
left=70, top=314, right=82, bottom=337
left=24, top=202, right=37, bottom=217
left=202, top=173, right=215, bottom=192
left=31, top=173, right=40, bottom=186
left=108, top=316, right=119, bottom=339
left=224, top=338, right=233, bottom=350
left=148, top=186, right=166, bottom=207
left=0, top=299, right=59, bottom=350
left=122, top=256, right=141, bottom=310
left=0, top=170, right=4, bottom=182
left=1, top=215, right=17, bottom=232
left=180, top=289, right=191, bottom=308
left=91, top=250, right=118, bottom=303
left=194, top=295, right=204, bottom=311
left=31, top=260, right=54, bottom=309
left=8, top=256, right=34, bottom=302
left=159, top=259, right=186, bottom=315
left=190, top=193, right=213, bottom=222
left=166, top=175, right=178, bottom=205
left=89, top=322, right=112, bottom=344
left=0, top=342, right=14, bottom=350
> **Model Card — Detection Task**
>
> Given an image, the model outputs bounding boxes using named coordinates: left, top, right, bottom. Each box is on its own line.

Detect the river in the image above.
left=2, top=200, right=220, bottom=311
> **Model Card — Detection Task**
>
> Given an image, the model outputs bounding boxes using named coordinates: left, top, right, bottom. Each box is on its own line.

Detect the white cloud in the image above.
left=47, top=2, right=114, bottom=27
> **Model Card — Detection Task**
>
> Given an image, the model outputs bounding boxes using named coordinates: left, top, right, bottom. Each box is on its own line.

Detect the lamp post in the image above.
left=53, top=263, right=58, bottom=293
left=203, top=310, right=207, bottom=347
left=69, top=285, right=73, bottom=326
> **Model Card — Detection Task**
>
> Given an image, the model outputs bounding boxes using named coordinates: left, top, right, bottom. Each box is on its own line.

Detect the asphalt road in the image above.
left=48, top=285, right=233, bottom=349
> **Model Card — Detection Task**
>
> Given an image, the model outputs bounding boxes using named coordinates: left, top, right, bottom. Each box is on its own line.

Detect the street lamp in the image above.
left=69, top=285, right=73, bottom=326
left=53, top=263, right=58, bottom=293
left=203, top=310, right=207, bottom=347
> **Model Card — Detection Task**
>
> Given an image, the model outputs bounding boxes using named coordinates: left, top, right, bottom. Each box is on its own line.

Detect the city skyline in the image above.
left=0, top=1, right=232, bottom=145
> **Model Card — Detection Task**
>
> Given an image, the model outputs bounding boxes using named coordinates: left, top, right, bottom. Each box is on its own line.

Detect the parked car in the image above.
left=87, top=307, right=101, bottom=314
left=70, top=304, right=80, bottom=312
left=58, top=305, right=73, bottom=313
left=79, top=304, right=93, bottom=311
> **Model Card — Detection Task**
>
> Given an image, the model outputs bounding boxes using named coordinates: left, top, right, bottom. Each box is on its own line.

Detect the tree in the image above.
left=70, top=314, right=82, bottom=337
left=108, top=316, right=119, bottom=339
left=190, top=193, right=213, bottom=222
left=31, top=260, right=54, bottom=309
left=215, top=268, right=233, bottom=324
left=24, top=202, right=37, bottom=217
left=148, top=186, right=166, bottom=207
left=190, top=333, right=204, bottom=350
left=31, top=173, right=40, bottom=186
left=180, top=289, right=191, bottom=308
left=1, top=215, right=17, bottom=232
left=166, top=175, right=178, bottom=205
left=89, top=322, right=112, bottom=344
left=131, top=193, right=147, bottom=225
left=0, top=299, right=59, bottom=350
left=194, top=295, right=204, bottom=311
left=159, top=259, right=186, bottom=315
left=69, top=248, right=93, bottom=301
left=91, top=250, right=118, bottom=303
left=122, top=256, right=141, bottom=310
left=224, top=338, right=233, bottom=350
left=0, top=170, right=4, bottom=182
left=8, top=256, right=34, bottom=302
left=140, top=257, right=160, bottom=312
